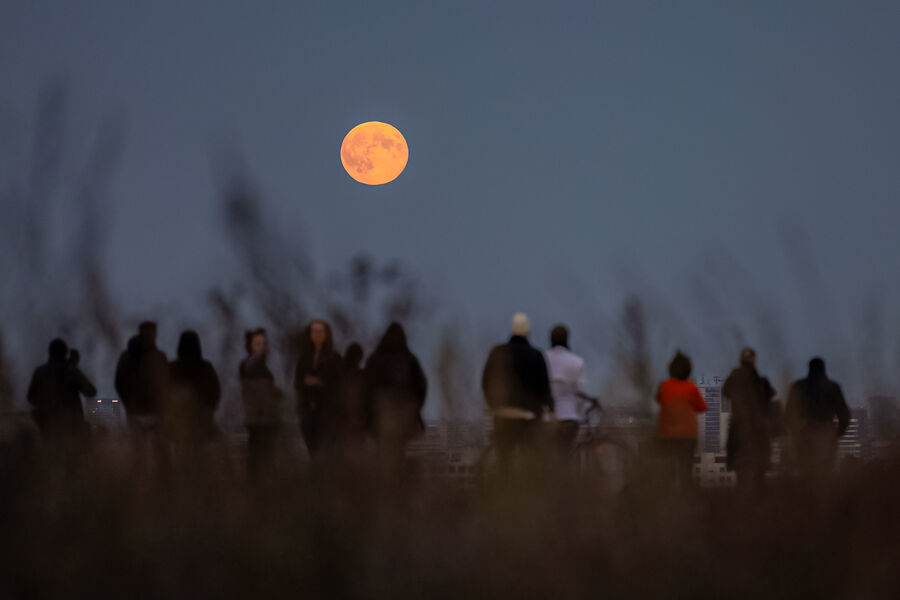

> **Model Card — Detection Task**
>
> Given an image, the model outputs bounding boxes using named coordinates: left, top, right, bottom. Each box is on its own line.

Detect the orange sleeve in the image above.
left=691, top=385, right=707, bottom=413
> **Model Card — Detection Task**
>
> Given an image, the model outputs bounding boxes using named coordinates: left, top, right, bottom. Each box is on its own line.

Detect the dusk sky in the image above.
left=2, top=1, right=898, bottom=402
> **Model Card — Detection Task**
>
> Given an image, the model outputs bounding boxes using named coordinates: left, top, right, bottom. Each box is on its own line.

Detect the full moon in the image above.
left=340, top=121, right=409, bottom=185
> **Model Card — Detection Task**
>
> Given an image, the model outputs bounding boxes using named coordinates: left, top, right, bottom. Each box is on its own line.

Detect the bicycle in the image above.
left=475, top=396, right=634, bottom=495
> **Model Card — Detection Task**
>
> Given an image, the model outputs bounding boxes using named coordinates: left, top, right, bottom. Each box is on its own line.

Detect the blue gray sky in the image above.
left=1, top=1, right=898, bottom=403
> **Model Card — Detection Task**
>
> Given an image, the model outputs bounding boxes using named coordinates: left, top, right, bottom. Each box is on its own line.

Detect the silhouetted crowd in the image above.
left=26, top=311, right=852, bottom=489
left=27, top=319, right=427, bottom=481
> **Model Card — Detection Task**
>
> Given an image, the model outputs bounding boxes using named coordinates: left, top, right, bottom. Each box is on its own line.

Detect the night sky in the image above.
left=2, top=1, right=898, bottom=404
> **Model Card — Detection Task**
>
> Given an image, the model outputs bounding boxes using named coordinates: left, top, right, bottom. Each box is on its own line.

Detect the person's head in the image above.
left=550, top=324, right=569, bottom=348
left=343, top=342, right=364, bottom=369
left=48, top=338, right=68, bottom=362
left=378, top=322, right=408, bottom=353
left=668, top=351, right=692, bottom=381
left=306, top=319, right=333, bottom=354
left=177, top=330, right=203, bottom=361
left=245, top=328, right=268, bottom=356
left=808, top=357, right=826, bottom=378
left=739, top=347, right=756, bottom=368
left=138, top=321, right=158, bottom=345
left=511, top=313, right=531, bottom=338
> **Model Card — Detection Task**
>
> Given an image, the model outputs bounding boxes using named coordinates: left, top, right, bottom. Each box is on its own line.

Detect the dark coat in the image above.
left=293, top=350, right=342, bottom=413
left=786, top=373, right=850, bottom=436
left=481, top=336, right=553, bottom=417
left=27, top=357, right=96, bottom=434
left=115, top=335, right=168, bottom=417
left=240, top=353, right=283, bottom=427
left=364, top=324, right=428, bottom=439
left=723, top=365, right=775, bottom=470
left=166, top=335, right=221, bottom=441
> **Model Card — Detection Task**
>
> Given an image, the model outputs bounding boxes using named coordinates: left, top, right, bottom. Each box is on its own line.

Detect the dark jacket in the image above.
left=166, top=333, right=221, bottom=440
left=115, top=334, right=168, bottom=417
left=364, top=324, right=428, bottom=438
left=240, top=353, right=283, bottom=427
left=786, top=370, right=850, bottom=437
left=27, top=357, right=96, bottom=433
left=293, top=350, right=342, bottom=413
left=481, top=336, right=553, bottom=417
left=723, top=364, right=775, bottom=469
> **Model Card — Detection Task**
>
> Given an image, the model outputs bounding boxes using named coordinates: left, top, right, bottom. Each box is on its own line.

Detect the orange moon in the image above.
left=340, top=121, right=409, bottom=185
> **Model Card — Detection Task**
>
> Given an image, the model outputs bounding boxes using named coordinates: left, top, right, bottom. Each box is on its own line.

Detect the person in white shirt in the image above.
left=543, top=325, right=587, bottom=452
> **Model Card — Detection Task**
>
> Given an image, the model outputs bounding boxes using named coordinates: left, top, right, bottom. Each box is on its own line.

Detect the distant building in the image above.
left=86, top=397, right=125, bottom=429
left=838, top=408, right=870, bottom=461
left=694, top=452, right=734, bottom=488
left=694, top=377, right=735, bottom=487
left=407, top=422, right=481, bottom=482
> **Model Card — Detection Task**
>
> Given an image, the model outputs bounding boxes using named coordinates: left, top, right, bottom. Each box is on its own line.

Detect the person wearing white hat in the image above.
left=481, top=313, right=554, bottom=474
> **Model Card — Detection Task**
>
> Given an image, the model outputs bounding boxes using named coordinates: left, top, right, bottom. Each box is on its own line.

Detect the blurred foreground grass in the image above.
left=1, top=424, right=899, bottom=599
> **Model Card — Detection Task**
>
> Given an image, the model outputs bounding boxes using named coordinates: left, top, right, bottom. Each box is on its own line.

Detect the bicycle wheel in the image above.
left=574, top=438, right=632, bottom=496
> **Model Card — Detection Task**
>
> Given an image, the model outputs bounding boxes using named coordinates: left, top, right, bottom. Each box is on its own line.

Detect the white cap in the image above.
left=511, top=313, right=531, bottom=337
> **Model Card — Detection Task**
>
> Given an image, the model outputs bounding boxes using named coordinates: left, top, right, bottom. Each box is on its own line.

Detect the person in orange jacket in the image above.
left=655, top=351, right=707, bottom=488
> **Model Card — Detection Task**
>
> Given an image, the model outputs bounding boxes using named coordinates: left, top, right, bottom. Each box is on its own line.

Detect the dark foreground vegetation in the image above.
left=2, top=426, right=899, bottom=600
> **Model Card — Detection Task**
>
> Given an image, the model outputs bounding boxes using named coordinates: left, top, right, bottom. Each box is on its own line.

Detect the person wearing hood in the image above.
left=166, top=330, right=221, bottom=446
left=786, top=357, right=850, bottom=482
left=27, top=338, right=96, bottom=440
left=723, top=347, right=776, bottom=491
left=364, top=323, right=427, bottom=477
left=481, top=313, right=553, bottom=474
left=293, top=319, right=342, bottom=458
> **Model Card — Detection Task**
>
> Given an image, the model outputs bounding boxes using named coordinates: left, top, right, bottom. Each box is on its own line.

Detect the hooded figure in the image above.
left=293, top=319, right=342, bottom=457
left=786, top=358, right=850, bottom=481
left=27, top=338, right=96, bottom=438
left=364, top=323, right=427, bottom=475
left=723, top=348, right=775, bottom=490
left=115, top=322, right=169, bottom=422
left=166, top=330, right=221, bottom=444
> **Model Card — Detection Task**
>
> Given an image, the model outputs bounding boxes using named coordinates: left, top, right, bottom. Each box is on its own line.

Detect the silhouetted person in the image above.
left=544, top=324, right=586, bottom=453
left=364, top=323, right=427, bottom=478
left=165, top=330, right=221, bottom=448
left=333, top=342, right=368, bottom=464
left=115, top=322, right=169, bottom=424
left=786, top=357, right=850, bottom=482
left=115, top=322, right=169, bottom=471
left=724, top=348, right=775, bottom=491
left=27, top=338, right=96, bottom=440
left=240, top=328, right=283, bottom=481
left=655, top=351, right=707, bottom=489
left=482, top=313, right=553, bottom=475
left=293, top=319, right=341, bottom=458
